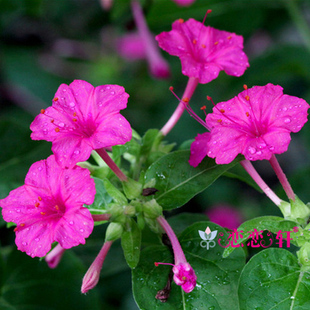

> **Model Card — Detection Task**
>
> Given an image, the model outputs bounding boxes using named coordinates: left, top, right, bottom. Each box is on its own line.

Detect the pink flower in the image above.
left=30, top=80, right=132, bottom=168
left=156, top=18, right=249, bottom=84
left=206, top=205, right=243, bottom=230
left=45, top=244, right=66, bottom=268
left=172, top=0, right=196, bottom=6
left=172, top=262, right=197, bottom=293
left=189, top=83, right=309, bottom=166
left=81, top=241, right=113, bottom=293
left=155, top=216, right=197, bottom=293
left=0, top=155, right=95, bottom=258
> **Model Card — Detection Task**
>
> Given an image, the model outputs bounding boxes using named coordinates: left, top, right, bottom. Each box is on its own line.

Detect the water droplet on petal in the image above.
left=80, top=228, right=84, bottom=233
left=74, top=150, right=80, bottom=155
left=22, top=241, right=28, bottom=246
left=256, top=150, right=262, bottom=155
left=111, top=91, right=115, bottom=95
left=282, top=107, right=287, bottom=111
left=284, top=117, right=291, bottom=123
left=69, top=102, right=75, bottom=108
left=106, top=86, right=111, bottom=90
left=35, top=238, right=40, bottom=242
left=59, top=122, right=65, bottom=127
left=248, top=146, right=256, bottom=154
left=43, top=129, right=48, bottom=135
left=69, top=221, right=74, bottom=225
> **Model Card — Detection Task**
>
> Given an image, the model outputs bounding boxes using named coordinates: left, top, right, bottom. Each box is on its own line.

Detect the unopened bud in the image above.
left=105, top=222, right=123, bottom=241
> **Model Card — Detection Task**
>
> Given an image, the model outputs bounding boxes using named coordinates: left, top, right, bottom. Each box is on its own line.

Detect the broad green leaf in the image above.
left=144, top=150, right=241, bottom=210
left=238, top=248, right=310, bottom=310
left=133, top=222, right=245, bottom=310
left=223, top=216, right=298, bottom=258
left=121, top=219, right=141, bottom=268
left=87, top=177, right=113, bottom=213
left=0, top=249, right=100, bottom=310
left=102, top=177, right=127, bottom=205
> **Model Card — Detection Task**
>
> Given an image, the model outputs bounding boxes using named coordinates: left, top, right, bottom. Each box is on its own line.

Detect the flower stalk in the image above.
left=81, top=241, right=113, bottom=294
left=161, top=77, right=199, bottom=135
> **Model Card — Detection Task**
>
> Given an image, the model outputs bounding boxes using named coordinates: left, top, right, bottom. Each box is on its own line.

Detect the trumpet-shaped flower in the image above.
left=189, top=83, right=309, bottom=166
left=0, top=155, right=95, bottom=258
left=156, top=18, right=249, bottom=84
left=30, top=80, right=132, bottom=168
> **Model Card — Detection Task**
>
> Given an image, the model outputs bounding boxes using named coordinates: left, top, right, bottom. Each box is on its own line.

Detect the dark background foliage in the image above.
left=1, top=0, right=310, bottom=308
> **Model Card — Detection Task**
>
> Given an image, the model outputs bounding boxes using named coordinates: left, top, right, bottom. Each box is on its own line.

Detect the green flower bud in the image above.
left=105, top=222, right=124, bottom=241
left=143, top=199, right=163, bottom=219
left=289, top=195, right=310, bottom=225
left=124, top=205, right=136, bottom=217
left=297, top=242, right=310, bottom=269
left=123, top=177, right=143, bottom=200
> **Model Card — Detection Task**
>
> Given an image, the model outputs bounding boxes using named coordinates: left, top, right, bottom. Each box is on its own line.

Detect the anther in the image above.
left=51, top=119, right=54, bottom=123
left=207, top=9, right=212, bottom=14
left=214, top=41, right=219, bottom=45
left=182, top=97, right=189, bottom=103
left=169, top=86, right=174, bottom=91
left=178, top=18, right=184, bottom=23
left=20, top=223, right=25, bottom=227
left=220, top=109, right=225, bottom=113
left=55, top=205, right=59, bottom=211
left=243, top=84, right=248, bottom=90
left=201, top=44, right=206, bottom=48
left=55, top=127, right=60, bottom=132
left=217, top=119, right=222, bottom=123
left=227, top=36, right=232, bottom=40
left=40, top=212, right=46, bottom=215
left=73, top=112, right=77, bottom=117
left=35, top=202, right=40, bottom=208
left=53, top=97, right=59, bottom=102
left=200, top=106, right=206, bottom=110
left=40, top=109, right=45, bottom=114
left=245, top=95, right=250, bottom=101
left=72, top=118, right=77, bottom=122
left=206, top=96, right=212, bottom=101
left=38, top=196, right=42, bottom=201
left=193, top=39, right=197, bottom=44
left=246, top=112, right=250, bottom=117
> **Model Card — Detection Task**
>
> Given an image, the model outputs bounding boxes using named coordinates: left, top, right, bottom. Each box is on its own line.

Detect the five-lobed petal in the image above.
left=0, top=155, right=96, bottom=257
left=172, top=262, right=197, bottom=293
left=156, top=18, right=249, bottom=84
left=30, top=80, right=132, bottom=168
left=190, top=83, right=309, bottom=166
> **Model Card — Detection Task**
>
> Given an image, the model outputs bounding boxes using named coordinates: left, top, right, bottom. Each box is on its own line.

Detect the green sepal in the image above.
left=143, top=199, right=163, bottom=219
left=122, top=177, right=142, bottom=200
left=289, top=195, right=310, bottom=225
left=105, top=222, right=124, bottom=242
left=102, top=178, right=127, bottom=205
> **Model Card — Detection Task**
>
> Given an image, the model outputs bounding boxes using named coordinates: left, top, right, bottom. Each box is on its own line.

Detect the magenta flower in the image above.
left=189, top=83, right=309, bottom=166
left=206, top=205, right=243, bottom=230
left=155, top=216, right=197, bottom=293
left=117, top=32, right=147, bottom=60
left=81, top=241, right=113, bottom=293
left=0, top=155, right=95, bottom=258
left=156, top=18, right=249, bottom=84
left=45, top=244, right=66, bottom=268
left=172, top=0, right=196, bottom=6
left=30, top=80, right=132, bottom=168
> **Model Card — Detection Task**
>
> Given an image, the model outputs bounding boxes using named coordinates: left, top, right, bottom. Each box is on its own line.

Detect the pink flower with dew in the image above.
left=81, top=241, right=113, bottom=293
left=172, top=0, right=196, bottom=6
left=155, top=216, right=197, bottom=293
left=189, top=83, right=309, bottom=166
left=206, top=205, right=243, bottom=230
left=156, top=17, right=249, bottom=84
left=0, top=155, right=95, bottom=258
left=45, top=244, right=66, bottom=269
left=30, top=80, right=132, bottom=168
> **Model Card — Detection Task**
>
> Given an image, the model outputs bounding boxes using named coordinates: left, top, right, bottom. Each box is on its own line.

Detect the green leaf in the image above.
left=86, top=177, right=113, bottom=213
left=144, top=150, right=241, bottom=210
left=102, top=177, right=127, bottom=205
left=0, top=249, right=100, bottom=310
left=121, top=219, right=141, bottom=268
left=222, top=216, right=298, bottom=258
left=238, top=248, right=310, bottom=310
left=133, top=222, right=245, bottom=309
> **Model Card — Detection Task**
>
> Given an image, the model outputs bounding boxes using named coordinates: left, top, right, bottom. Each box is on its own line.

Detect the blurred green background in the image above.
left=1, top=0, right=310, bottom=309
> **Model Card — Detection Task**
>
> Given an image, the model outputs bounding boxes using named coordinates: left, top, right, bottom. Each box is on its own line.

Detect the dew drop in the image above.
left=43, top=129, right=48, bottom=135
left=80, top=228, right=84, bottom=233
left=106, top=86, right=111, bottom=90
left=16, top=209, right=21, bottom=213
left=22, top=241, right=28, bottom=246
left=256, top=150, right=262, bottom=155
left=69, top=102, right=75, bottom=108
left=284, top=117, right=291, bottom=123
left=282, top=107, right=287, bottom=111
left=35, top=238, right=40, bottom=242
left=248, top=146, right=256, bottom=154
left=74, top=150, right=80, bottom=155
left=59, top=122, right=65, bottom=127
left=69, top=221, right=74, bottom=225
left=111, top=91, right=115, bottom=95
left=269, top=146, right=274, bottom=151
